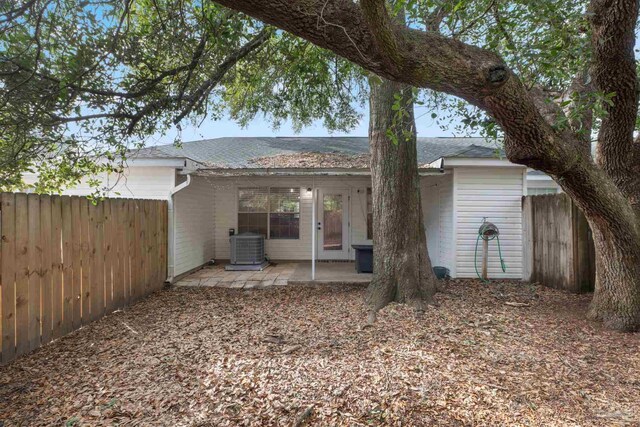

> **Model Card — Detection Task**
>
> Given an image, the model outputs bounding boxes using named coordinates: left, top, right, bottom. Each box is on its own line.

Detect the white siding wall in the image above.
left=453, top=167, right=524, bottom=279
left=22, top=167, right=176, bottom=200
left=439, top=175, right=454, bottom=273
left=422, top=174, right=454, bottom=272
left=212, top=176, right=372, bottom=261
left=210, top=175, right=448, bottom=263
left=173, top=176, right=216, bottom=276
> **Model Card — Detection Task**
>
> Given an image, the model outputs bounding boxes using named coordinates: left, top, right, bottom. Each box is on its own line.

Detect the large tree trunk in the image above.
left=586, top=216, right=640, bottom=331
left=365, top=78, right=438, bottom=322
left=555, top=165, right=640, bottom=331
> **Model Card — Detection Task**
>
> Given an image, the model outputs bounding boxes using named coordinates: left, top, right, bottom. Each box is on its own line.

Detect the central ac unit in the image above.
left=230, top=232, right=265, bottom=265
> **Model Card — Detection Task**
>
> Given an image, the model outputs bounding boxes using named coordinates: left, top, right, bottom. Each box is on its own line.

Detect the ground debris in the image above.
left=505, top=301, right=531, bottom=307
left=1, top=280, right=639, bottom=426
left=248, top=152, right=370, bottom=169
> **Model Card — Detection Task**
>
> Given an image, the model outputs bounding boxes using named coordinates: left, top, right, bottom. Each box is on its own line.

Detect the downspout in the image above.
left=311, top=184, right=316, bottom=281
left=167, top=174, right=192, bottom=283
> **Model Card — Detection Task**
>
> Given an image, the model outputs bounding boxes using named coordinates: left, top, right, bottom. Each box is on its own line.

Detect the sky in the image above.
left=147, top=105, right=468, bottom=146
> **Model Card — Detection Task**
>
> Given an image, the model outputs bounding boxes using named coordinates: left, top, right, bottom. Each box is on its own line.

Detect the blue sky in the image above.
left=148, top=106, right=468, bottom=146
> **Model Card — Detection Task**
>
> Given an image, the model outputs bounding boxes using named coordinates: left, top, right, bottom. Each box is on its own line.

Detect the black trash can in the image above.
left=433, top=266, right=450, bottom=279
left=352, top=244, right=373, bottom=273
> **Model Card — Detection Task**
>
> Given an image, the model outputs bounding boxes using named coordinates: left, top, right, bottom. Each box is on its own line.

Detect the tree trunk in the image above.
left=587, top=218, right=640, bottom=331
left=365, top=77, right=438, bottom=321
left=556, top=166, right=640, bottom=331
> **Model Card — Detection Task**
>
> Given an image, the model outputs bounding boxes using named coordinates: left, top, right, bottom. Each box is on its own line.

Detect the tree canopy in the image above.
left=1, top=0, right=366, bottom=192
left=1, top=0, right=603, bottom=191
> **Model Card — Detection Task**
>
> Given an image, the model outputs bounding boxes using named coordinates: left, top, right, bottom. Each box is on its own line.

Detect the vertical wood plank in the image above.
left=61, top=196, right=73, bottom=334
left=140, top=200, right=148, bottom=294
left=50, top=196, right=63, bottom=339
left=1, top=193, right=17, bottom=362
left=70, top=197, right=82, bottom=329
left=132, top=201, right=141, bottom=302
left=127, top=199, right=135, bottom=303
left=151, top=201, right=159, bottom=289
left=158, top=201, right=165, bottom=287
left=90, top=201, right=104, bottom=321
left=122, top=200, right=131, bottom=305
left=80, top=197, right=91, bottom=324
left=113, top=199, right=124, bottom=308
left=103, top=199, right=114, bottom=313
left=27, top=195, right=42, bottom=351
left=159, top=201, right=167, bottom=285
left=14, top=194, right=30, bottom=357
left=39, top=195, right=53, bottom=345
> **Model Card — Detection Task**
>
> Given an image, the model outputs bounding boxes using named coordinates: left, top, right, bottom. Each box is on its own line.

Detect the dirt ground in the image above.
left=1, top=280, right=639, bottom=426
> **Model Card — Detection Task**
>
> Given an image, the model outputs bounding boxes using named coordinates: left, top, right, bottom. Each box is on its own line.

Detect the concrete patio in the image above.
left=173, top=261, right=372, bottom=289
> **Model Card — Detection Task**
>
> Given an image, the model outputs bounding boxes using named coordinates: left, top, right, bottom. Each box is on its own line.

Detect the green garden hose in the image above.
left=474, top=220, right=507, bottom=283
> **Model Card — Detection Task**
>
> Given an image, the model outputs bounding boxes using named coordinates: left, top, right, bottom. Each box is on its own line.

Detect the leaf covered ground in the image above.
left=1, top=280, right=639, bottom=426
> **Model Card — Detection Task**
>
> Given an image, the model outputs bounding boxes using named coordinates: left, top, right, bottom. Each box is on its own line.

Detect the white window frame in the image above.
left=237, top=187, right=301, bottom=240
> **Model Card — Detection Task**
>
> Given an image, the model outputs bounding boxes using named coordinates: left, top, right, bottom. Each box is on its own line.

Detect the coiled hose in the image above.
left=474, top=220, right=507, bottom=283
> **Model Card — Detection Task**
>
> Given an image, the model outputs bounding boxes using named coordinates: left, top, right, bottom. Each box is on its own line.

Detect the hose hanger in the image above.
left=474, top=217, right=507, bottom=282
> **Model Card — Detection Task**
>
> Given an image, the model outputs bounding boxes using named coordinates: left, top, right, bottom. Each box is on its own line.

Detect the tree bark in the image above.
left=365, top=78, right=438, bottom=321
left=587, top=219, right=640, bottom=331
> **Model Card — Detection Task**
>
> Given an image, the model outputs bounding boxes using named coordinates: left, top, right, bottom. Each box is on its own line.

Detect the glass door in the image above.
left=317, top=189, right=350, bottom=260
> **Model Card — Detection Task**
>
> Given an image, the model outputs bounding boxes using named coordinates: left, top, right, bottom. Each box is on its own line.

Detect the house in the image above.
left=24, top=137, right=536, bottom=282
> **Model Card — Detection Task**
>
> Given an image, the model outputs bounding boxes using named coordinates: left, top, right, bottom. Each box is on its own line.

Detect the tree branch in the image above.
left=45, top=28, right=272, bottom=135
left=589, top=0, right=639, bottom=207
left=359, top=0, right=404, bottom=71
left=210, top=0, right=637, bottom=232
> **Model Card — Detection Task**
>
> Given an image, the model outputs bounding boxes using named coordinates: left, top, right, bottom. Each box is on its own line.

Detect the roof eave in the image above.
left=439, top=157, right=522, bottom=168
left=189, top=167, right=447, bottom=177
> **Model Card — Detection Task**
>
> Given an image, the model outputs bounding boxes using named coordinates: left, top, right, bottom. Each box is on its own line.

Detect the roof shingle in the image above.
left=132, top=137, right=504, bottom=168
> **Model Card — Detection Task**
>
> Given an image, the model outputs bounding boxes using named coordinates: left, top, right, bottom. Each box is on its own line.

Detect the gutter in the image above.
left=166, top=174, right=192, bottom=283
left=188, top=167, right=447, bottom=177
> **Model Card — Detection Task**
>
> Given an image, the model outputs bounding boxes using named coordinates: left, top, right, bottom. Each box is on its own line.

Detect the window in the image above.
left=366, top=187, right=373, bottom=240
left=269, top=187, right=300, bottom=239
left=238, top=187, right=269, bottom=236
left=238, top=187, right=300, bottom=239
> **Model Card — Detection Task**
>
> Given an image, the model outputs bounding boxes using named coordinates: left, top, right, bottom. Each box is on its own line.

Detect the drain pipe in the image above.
left=167, top=174, right=192, bottom=283
left=311, top=179, right=316, bottom=280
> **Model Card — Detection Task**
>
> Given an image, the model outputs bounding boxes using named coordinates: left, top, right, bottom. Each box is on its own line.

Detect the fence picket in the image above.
left=1, top=193, right=17, bottom=362
left=61, top=196, right=73, bottom=334
left=14, top=194, right=30, bottom=357
left=50, top=196, right=63, bottom=339
left=104, top=199, right=115, bottom=313
left=132, top=201, right=141, bottom=302
left=70, top=197, right=82, bottom=329
left=27, top=195, right=42, bottom=351
left=90, top=201, right=104, bottom=321
left=40, top=195, right=53, bottom=345
left=79, top=197, right=91, bottom=324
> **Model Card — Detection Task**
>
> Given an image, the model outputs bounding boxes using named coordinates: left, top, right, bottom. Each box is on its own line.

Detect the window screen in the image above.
left=238, top=187, right=268, bottom=236
left=269, top=187, right=300, bottom=239
left=237, top=187, right=300, bottom=239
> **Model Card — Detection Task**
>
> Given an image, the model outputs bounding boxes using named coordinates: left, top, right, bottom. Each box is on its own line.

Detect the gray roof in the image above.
left=133, top=137, right=504, bottom=168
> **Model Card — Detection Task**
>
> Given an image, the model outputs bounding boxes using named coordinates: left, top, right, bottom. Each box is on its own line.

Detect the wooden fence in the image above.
left=0, top=193, right=167, bottom=364
left=522, top=193, right=595, bottom=293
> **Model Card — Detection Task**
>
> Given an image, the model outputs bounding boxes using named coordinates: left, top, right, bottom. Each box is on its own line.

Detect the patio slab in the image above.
left=289, top=262, right=372, bottom=285
left=174, top=261, right=371, bottom=288
left=174, top=262, right=297, bottom=289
